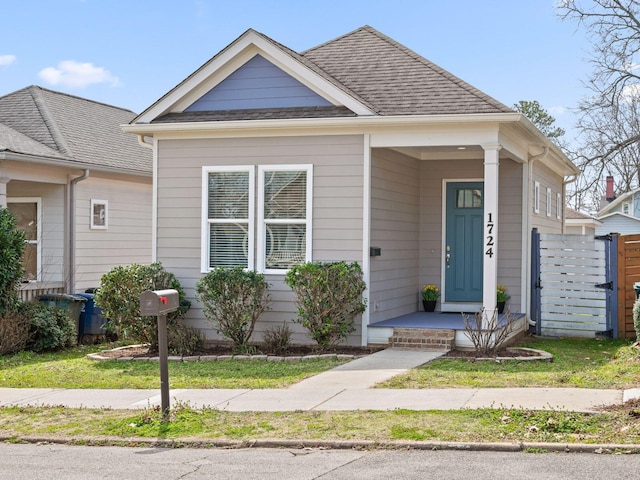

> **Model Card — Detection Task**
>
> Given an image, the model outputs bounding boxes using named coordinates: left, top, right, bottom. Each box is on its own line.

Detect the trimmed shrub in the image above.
left=195, top=267, right=271, bottom=353
left=0, top=307, right=31, bottom=355
left=25, top=302, right=76, bottom=353
left=0, top=207, right=25, bottom=315
left=262, top=322, right=292, bottom=356
left=284, top=261, right=367, bottom=350
left=94, top=262, right=191, bottom=352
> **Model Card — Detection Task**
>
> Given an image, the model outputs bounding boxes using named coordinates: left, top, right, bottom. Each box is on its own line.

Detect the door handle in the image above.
left=446, top=245, right=451, bottom=268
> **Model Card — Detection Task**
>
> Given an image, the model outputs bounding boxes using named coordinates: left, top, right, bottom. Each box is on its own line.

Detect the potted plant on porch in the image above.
left=421, top=284, right=440, bottom=312
left=497, top=284, right=510, bottom=314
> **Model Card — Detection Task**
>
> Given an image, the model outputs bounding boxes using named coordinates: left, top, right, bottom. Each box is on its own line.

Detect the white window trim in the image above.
left=546, top=187, right=552, bottom=217
left=201, top=165, right=255, bottom=272
left=90, top=199, right=108, bottom=230
left=556, top=192, right=562, bottom=220
left=534, top=181, right=540, bottom=214
left=7, top=197, right=42, bottom=282
left=258, top=164, right=313, bottom=274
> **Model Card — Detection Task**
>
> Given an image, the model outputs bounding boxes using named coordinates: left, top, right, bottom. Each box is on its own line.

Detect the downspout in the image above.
left=68, top=169, right=90, bottom=293
left=525, top=147, right=549, bottom=327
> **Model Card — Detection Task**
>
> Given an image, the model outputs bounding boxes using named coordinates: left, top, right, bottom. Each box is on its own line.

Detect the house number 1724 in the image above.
left=485, top=212, right=495, bottom=258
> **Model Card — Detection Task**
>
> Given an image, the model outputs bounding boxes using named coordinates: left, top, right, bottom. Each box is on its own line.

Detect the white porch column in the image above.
left=0, top=178, right=9, bottom=208
left=482, top=144, right=501, bottom=320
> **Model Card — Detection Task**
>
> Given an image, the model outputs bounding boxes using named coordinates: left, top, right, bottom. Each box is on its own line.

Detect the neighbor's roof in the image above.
left=0, top=86, right=151, bottom=175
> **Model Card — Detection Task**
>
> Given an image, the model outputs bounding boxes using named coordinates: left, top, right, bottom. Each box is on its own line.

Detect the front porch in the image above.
left=368, top=311, right=526, bottom=351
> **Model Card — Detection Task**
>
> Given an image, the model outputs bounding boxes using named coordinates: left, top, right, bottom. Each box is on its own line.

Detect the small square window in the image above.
left=90, top=199, right=108, bottom=230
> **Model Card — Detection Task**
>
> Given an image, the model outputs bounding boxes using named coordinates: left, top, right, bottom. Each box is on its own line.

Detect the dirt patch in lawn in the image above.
left=443, top=347, right=553, bottom=361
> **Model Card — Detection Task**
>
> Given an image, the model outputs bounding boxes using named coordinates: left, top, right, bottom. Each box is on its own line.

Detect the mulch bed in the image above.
left=97, top=344, right=385, bottom=359
left=443, top=348, right=544, bottom=359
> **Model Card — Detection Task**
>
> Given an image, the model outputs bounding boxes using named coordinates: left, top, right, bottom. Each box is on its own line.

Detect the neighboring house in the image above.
left=596, top=178, right=640, bottom=235
left=565, top=208, right=601, bottom=236
left=124, top=26, right=579, bottom=346
left=0, top=86, right=152, bottom=298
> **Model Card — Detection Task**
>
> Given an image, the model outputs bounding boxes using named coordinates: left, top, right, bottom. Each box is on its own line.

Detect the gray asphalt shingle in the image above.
left=0, top=86, right=151, bottom=174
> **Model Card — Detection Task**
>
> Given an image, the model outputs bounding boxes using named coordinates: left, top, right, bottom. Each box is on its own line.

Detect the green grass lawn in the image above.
left=0, top=344, right=348, bottom=389
left=378, top=337, right=640, bottom=389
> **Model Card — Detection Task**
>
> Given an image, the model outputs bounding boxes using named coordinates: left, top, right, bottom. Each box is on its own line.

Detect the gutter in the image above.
left=68, top=169, right=90, bottom=293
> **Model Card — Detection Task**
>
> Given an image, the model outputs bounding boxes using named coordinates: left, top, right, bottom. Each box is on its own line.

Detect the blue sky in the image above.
left=1, top=0, right=590, bottom=139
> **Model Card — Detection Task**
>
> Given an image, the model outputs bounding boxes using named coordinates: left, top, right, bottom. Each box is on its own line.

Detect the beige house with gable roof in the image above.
left=0, top=86, right=152, bottom=298
left=125, top=26, right=579, bottom=347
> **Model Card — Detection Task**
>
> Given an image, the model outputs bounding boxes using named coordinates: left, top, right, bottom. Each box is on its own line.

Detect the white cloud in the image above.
left=38, top=60, right=121, bottom=88
left=0, top=55, right=16, bottom=66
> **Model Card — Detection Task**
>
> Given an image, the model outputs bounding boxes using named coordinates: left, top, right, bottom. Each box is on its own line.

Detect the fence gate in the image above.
left=531, top=229, right=617, bottom=338
left=616, top=233, right=640, bottom=339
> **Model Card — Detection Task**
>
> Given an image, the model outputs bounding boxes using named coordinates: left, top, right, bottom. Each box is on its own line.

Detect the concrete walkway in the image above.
left=0, top=349, right=638, bottom=413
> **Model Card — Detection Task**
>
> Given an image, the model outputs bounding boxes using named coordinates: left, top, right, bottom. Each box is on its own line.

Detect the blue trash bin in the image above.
left=75, top=292, right=107, bottom=344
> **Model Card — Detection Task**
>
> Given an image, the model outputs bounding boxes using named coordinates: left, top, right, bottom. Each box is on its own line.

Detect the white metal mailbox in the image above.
left=139, top=289, right=179, bottom=316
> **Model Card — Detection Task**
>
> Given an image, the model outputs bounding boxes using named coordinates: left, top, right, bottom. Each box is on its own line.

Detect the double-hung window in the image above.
left=202, top=166, right=255, bottom=270
left=258, top=165, right=312, bottom=273
left=202, top=164, right=312, bottom=274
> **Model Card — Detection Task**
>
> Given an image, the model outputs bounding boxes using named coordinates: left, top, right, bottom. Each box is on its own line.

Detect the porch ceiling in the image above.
left=388, top=145, right=519, bottom=162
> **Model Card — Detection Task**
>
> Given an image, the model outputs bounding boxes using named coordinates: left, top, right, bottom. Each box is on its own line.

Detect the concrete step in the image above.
left=388, top=327, right=454, bottom=352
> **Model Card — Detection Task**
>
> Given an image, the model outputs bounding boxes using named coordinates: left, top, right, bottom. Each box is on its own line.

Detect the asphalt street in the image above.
left=1, top=443, right=639, bottom=480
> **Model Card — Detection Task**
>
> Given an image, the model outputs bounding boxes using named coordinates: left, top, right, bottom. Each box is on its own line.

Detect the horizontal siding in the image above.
left=7, top=180, right=65, bottom=284
left=531, top=161, right=563, bottom=233
left=74, top=177, right=152, bottom=292
left=157, top=135, right=364, bottom=344
left=370, top=149, right=420, bottom=322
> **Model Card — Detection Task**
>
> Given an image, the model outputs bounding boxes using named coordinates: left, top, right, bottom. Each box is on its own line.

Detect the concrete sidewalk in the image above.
left=0, top=349, right=638, bottom=413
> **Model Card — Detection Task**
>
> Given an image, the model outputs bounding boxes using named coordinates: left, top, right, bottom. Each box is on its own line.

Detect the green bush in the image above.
left=0, top=307, right=31, bottom=355
left=94, top=263, right=191, bottom=352
left=25, top=302, right=76, bottom=353
left=284, top=261, right=366, bottom=350
left=633, top=298, right=640, bottom=340
left=0, top=207, right=26, bottom=315
left=195, top=267, right=270, bottom=353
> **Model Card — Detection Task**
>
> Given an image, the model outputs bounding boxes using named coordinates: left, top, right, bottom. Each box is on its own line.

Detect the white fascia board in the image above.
left=124, top=112, right=524, bottom=138
left=565, top=218, right=602, bottom=227
left=597, top=211, right=640, bottom=222
left=134, top=31, right=374, bottom=124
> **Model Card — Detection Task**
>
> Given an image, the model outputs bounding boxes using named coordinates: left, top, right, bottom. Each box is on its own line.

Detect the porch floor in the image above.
left=369, top=311, right=523, bottom=330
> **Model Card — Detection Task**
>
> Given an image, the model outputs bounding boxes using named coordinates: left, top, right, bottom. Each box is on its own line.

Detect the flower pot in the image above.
left=423, top=300, right=437, bottom=312
left=497, top=301, right=506, bottom=314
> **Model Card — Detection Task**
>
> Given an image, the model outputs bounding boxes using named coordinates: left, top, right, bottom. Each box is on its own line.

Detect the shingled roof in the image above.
left=0, top=86, right=151, bottom=175
left=300, top=26, right=512, bottom=116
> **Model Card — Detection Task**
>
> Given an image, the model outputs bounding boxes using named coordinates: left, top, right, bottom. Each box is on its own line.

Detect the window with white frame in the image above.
left=556, top=192, right=562, bottom=220
left=201, top=165, right=312, bottom=273
left=258, top=165, right=312, bottom=273
left=202, top=166, right=255, bottom=270
left=623, top=202, right=630, bottom=215
left=534, top=181, right=540, bottom=214
left=7, top=197, right=41, bottom=282
left=90, top=199, right=108, bottom=229
left=546, top=187, right=552, bottom=217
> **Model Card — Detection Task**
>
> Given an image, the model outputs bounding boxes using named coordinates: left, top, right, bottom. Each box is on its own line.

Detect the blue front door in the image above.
left=445, top=182, right=484, bottom=302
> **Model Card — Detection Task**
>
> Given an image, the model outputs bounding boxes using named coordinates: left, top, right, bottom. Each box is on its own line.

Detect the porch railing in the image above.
left=19, top=282, right=66, bottom=302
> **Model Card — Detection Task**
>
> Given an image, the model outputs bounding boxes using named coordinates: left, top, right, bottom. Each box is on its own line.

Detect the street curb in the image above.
left=2, top=435, right=639, bottom=454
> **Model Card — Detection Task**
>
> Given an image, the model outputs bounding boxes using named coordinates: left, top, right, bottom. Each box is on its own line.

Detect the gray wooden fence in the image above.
left=531, top=230, right=617, bottom=338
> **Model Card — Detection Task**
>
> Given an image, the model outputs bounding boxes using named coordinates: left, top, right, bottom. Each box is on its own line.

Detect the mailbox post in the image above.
left=140, top=289, right=179, bottom=420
